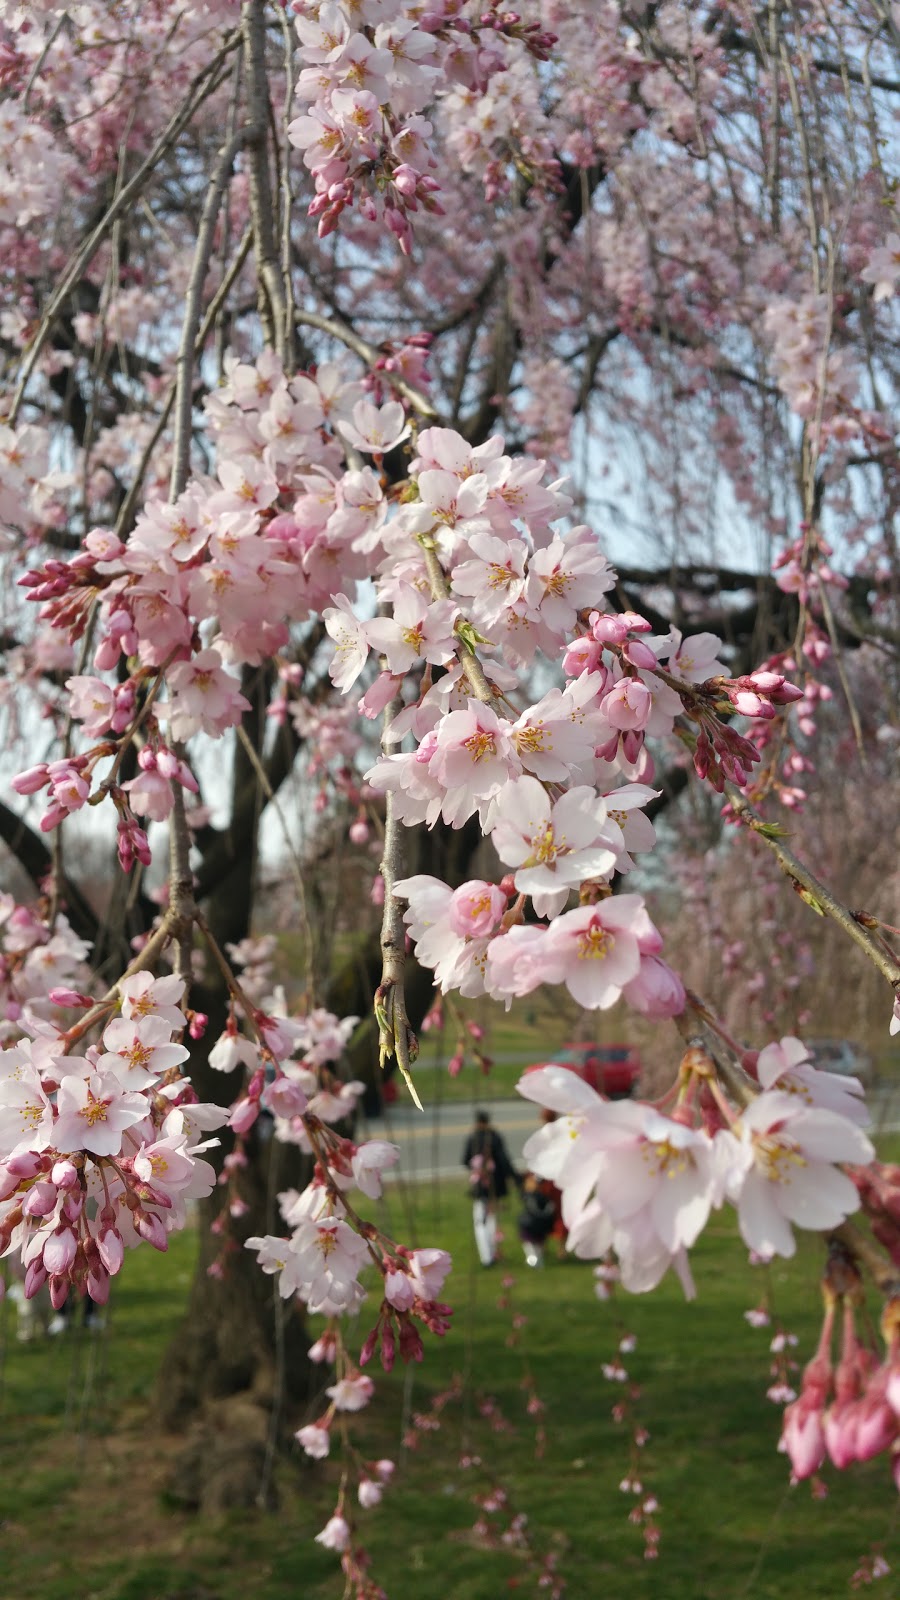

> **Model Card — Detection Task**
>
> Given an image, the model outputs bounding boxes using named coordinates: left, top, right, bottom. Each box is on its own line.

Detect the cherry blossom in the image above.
left=489, top=776, right=619, bottom=916
left=731, top=1094, right=874, bottom=1259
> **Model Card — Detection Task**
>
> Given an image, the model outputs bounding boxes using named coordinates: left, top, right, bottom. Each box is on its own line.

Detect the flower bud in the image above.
left=43, top=1227, right=77, bottom=1274
left=135, top=1210, right=168, bottom=1251
left=23, top=1181, right=58, bottom=1218
left=24, top=1260, right=48, bottom=1298
left=49, top=1275, right=70, bottom=1311
left=87, top=1266, right=110, bottom=1304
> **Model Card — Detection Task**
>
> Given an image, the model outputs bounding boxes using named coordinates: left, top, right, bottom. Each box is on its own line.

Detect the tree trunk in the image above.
left=156, top=802, right=483, bottom=1508
left=158, top=1121, right=313, bottom=1513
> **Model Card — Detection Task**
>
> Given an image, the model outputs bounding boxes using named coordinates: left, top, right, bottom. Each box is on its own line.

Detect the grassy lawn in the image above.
left=0, top=1183, right=897, bottom=1599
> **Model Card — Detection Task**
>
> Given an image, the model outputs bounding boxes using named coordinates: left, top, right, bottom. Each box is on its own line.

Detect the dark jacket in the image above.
left=462, top=1125, right=516, bottom=1200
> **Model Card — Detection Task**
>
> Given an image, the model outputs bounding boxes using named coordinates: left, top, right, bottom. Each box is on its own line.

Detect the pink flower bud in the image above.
left=48, top=987, right=92, bottom=1008
left=86, top=1266, right=110, bottom=1304
left=135, top=1210, right=168, bottom=1251
left=23, top=1181, right=58, bottom=1218
left=590, top=612, right=629, bottom=645
left=7, top=1151, right=44, bottom=1180
left=12, top=764, right=49, bottom=795
left=359, top=1324, right=379, bottom=1368
left=732, top=690, right=772, bottom=718
left=392, top=162, right=419, bottom=197
left=24, top=1261, right=48, bottom=1298
left=49, top=1275, right=69, bottom=1311
left=43, top=1227, right=77, bottom=1274
left=188, top=1011, right=208, bottom=1040
left=94, top=637, right=121, bottom=671
left=623, top=639, right=659, bottom=671
left=229, top=1097, right=260, bottom=1136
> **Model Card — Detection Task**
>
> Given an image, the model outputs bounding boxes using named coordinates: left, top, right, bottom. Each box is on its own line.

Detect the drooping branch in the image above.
left=10, top=29, right=241, bottom=422
left=727, top=787, right=900, bottom=994
left=295, top=308, right=438, bottom=418
left=169, top=125, right=249, bottom=500
left=242, top=0, right=288, bottom=363
left=375, top=682, right=421, bottom=1108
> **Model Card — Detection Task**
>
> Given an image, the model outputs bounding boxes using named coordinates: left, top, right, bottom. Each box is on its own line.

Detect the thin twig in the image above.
left=726, top=787, right=900, bottom=992
left=22, top=11, right=67, bottom=112
left=9, top=30, right=240, bottom=423
left=278, top=8, right=297, bottom=373
left=169, top=125, right=249, bottom=499
left=295, top=308, right=437, bottom=418
left=377, top=693, right=422, bottom=1112
left=419, top=540, right=495, bottom=704
left=674, top=997, right=758, bottom=1108
left=114, top=225, right=252, bottom=537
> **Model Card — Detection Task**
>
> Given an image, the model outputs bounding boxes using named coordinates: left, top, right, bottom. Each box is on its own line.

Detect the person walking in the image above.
left=462, top=1109, right=518, bottom=1267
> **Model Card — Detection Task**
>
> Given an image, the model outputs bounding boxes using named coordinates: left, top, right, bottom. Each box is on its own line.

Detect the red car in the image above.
left=524, top=1042, right=641, bottom=1100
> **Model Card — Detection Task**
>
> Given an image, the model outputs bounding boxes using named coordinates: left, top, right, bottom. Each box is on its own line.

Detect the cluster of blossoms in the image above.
left=0, top=895, right=91, bottom=1032
left=190, top=992, right=360, bottom=1170
left=15, top=353, right=799, bottom=914
left=246, top=1136, right=452, bottom=1359
left=289, top=0, right=556, bottom=248
left=0, top=98, right=75, bottom=231
left=516, top=1037, right=873, bottom=1297
left=763, top=294, right=862, bottom=438
left=318, top=419, right=799, bottom=1012
left=0, top=972, right=224, bottom=1310
left=780, top=1275, right=900, bottom=1502
left=0, top=420, right=55, bottom=539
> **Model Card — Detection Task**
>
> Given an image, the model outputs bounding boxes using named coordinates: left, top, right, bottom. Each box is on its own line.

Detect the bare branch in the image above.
left=295, top=308, right=438, bottom=418
left=169, top=125, right=249, bottom=500
left=242, top=0, right=288, bottom=362
left=9, top=28, right=241, bottom=422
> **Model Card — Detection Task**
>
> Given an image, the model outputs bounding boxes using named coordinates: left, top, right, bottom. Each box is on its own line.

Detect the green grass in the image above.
left=0, top=1184, right=897, bottom=1599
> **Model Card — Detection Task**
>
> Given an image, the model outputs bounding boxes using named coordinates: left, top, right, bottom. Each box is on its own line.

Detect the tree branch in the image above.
left=727, top=788, right=900, bottom=993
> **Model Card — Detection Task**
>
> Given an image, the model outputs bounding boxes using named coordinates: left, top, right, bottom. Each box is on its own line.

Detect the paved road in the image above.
left=368, top=1082, right=900, bottom=1184
left=365, top=1097, right=542, bottom=1183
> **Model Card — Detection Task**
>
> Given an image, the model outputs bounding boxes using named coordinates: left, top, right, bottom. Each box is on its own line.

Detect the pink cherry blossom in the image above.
left=54, top=1071, right=149, bottom=1157
left=164, top=649, right=252, bottom=742
left=324, top=593, right=370, bottom=691
left=489, top=775, right=618, bottom=915
left=296, top=1424, right=331, bottom=1459
left=542, top=898, right=646, bottom=1009
left=365, top=585, right=458, bottom=675
left=732, top=1092, right=874, bottom=1259
left=337, top=399, right=410, bottom=454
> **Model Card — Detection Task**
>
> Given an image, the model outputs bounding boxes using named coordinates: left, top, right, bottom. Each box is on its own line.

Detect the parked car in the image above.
left=805, top=1038, right=875, bottom=1087
left=523, top=1042, right=642, bottom=1100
